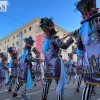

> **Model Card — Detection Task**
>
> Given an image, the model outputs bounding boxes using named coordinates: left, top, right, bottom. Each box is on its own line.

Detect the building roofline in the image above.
left=0, top=18, right=69, bottom=42
left=55, top=25, right=69, bottom=34
left=0, top=18, right=40, bottom=42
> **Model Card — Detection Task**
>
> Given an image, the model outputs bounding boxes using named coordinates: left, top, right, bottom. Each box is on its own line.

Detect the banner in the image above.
left=36, top=34, right=42, bottom=58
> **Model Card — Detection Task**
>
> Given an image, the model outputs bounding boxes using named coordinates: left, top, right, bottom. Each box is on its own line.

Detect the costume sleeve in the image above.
left=31, top=58, right=40, bottom=62
left=53, top=37, right=74, bottom=49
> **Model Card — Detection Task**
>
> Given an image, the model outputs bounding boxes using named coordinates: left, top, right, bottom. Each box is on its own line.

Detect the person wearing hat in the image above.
left=7, top=47, right=19, bottom=93
left=32, top=47, right=44, bottom=86
left=12, top=36, right=35, bottom=100
left=0, top=52, right=9, bottom=89
left=40, top=17, right=74, bottom=100
left=67, top=53, right=76, bottom=84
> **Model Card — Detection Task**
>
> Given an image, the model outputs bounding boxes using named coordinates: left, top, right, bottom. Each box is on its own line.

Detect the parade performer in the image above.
left=32, top=47, right=44, bottom=86
left=0, top=53, right=9, bottom=89
left=74, top=1, right=100, bottom=99
left=12, top=36, right=35, bottom=100
left=7, top=47, right=19, bottom=92
left=40, top=17, right=74, bottom=100
left=81, top=19, right=100, bottom=100
left=72, top=32, right=84, bottom=93
left=67, top=53, right=76, bottom=85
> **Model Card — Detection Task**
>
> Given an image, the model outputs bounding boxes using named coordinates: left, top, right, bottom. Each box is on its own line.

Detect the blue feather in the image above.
left=42, top=38, right=50, bottom=53
left=76, top=49, right=83, bottom=55
left=4, top=70, right=9, bottom=84
left=21, top=49, right=28, bottom=63
left=79, top=22, right=92, bottom=36
left=26, top=68, right=33, bottom=90
left=7, top=59, right=13, bottom=68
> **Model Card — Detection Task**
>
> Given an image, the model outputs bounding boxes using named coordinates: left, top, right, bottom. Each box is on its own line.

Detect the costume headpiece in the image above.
left=7, top=47, right=17, bottom=59
left=40, top=17, right=57, bottom=37
left=24, top=36, right=35, bottom=50
left=0, top=52, right=8, bottom=61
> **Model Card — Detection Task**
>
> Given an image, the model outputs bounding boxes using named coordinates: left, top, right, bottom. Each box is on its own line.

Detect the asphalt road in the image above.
left=0, top=81, right=100, bottom=100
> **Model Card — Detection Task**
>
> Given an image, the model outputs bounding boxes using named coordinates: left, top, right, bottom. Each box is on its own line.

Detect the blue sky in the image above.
left=0, top=0, right=100, bottom=39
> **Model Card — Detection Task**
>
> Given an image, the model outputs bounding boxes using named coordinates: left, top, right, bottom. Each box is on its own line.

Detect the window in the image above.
left=8, top=39, right=9, bottom=42
left=0, top=49, right=1, bottom=52
left=7, top=46, right=8, bottom=50
left=4, top=47, right=6, bottom=50
left=13, top=35, right=15, bottom=39
left=13, top=43, right=14, bottom=47
left=17, top=34, right=19, bottom=37
left=0, top=43, right=2, bottom=46
left=24, top=29, right=26, bottom=33
left=29, top=26, right=31, bottom=31
left=16, top=42, right=18, bottom=45
left=5, top=40, right=6, bottom=43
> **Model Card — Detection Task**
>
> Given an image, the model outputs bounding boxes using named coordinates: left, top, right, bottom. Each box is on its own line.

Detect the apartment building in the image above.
left=0, top=18, right=75, bottom=61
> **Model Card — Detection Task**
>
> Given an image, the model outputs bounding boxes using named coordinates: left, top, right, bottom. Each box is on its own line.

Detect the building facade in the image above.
left=0, top=18, right=75, bottom=61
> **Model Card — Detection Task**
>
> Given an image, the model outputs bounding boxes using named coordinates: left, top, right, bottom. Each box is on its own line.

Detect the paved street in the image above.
left=0, top=81, right=100, bottom=100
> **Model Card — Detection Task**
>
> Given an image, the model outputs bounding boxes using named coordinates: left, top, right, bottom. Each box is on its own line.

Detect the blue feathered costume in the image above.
left=40, top=17, right=74, bottom=100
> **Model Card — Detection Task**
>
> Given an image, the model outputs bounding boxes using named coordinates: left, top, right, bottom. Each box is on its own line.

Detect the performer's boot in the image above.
left=92, top=89, right=96, bottom=95
left=40, top=96, right=46, bottom=100
left=75, top=88, right=80, bottom=93
left=8, top=88, right=12, bottom=92
left=0, top=84, right=2, bottom=90
left=34, top=83, right=37, bottom=87
left=57, top=93, right=64, bottom=100
left=12, top=92, right=18, bottom=97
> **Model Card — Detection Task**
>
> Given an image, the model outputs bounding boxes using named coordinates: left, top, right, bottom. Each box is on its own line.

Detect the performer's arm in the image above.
left=31, top=58, right=40, bottom=62
left=32, top=58, right=44, bottom=63
left=53, top=36, right=74, bottom=49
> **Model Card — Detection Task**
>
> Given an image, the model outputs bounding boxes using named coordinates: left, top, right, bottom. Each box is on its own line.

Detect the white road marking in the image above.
left=4, top=84, right=72, bottom=100
left=0, top=87, right=25, bottom=93
left=0, top=89, right=8, bottom=93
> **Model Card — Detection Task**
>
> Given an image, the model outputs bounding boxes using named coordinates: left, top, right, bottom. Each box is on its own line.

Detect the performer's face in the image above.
left=41, top=20, right=54, bottom=37
left=41, top=24, right=50, bottom=37
left=25, top=43, right=33, bottom=48
left=26, top=54, right=32, bottom=61
left=13, top=58, right=18, bottom=62
left=41, top=24, right=49, bottom=32
left=69, top=56, right=72, bottom=60
left=10, top=51, right=14, bottom=56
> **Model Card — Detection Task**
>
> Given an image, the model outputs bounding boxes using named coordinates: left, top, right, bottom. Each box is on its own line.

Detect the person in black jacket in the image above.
left=7, top=47, right=19, bottom=92
left=40, top=17, right=74, bottom=100
left=12, top=36, right=35, bottom=100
